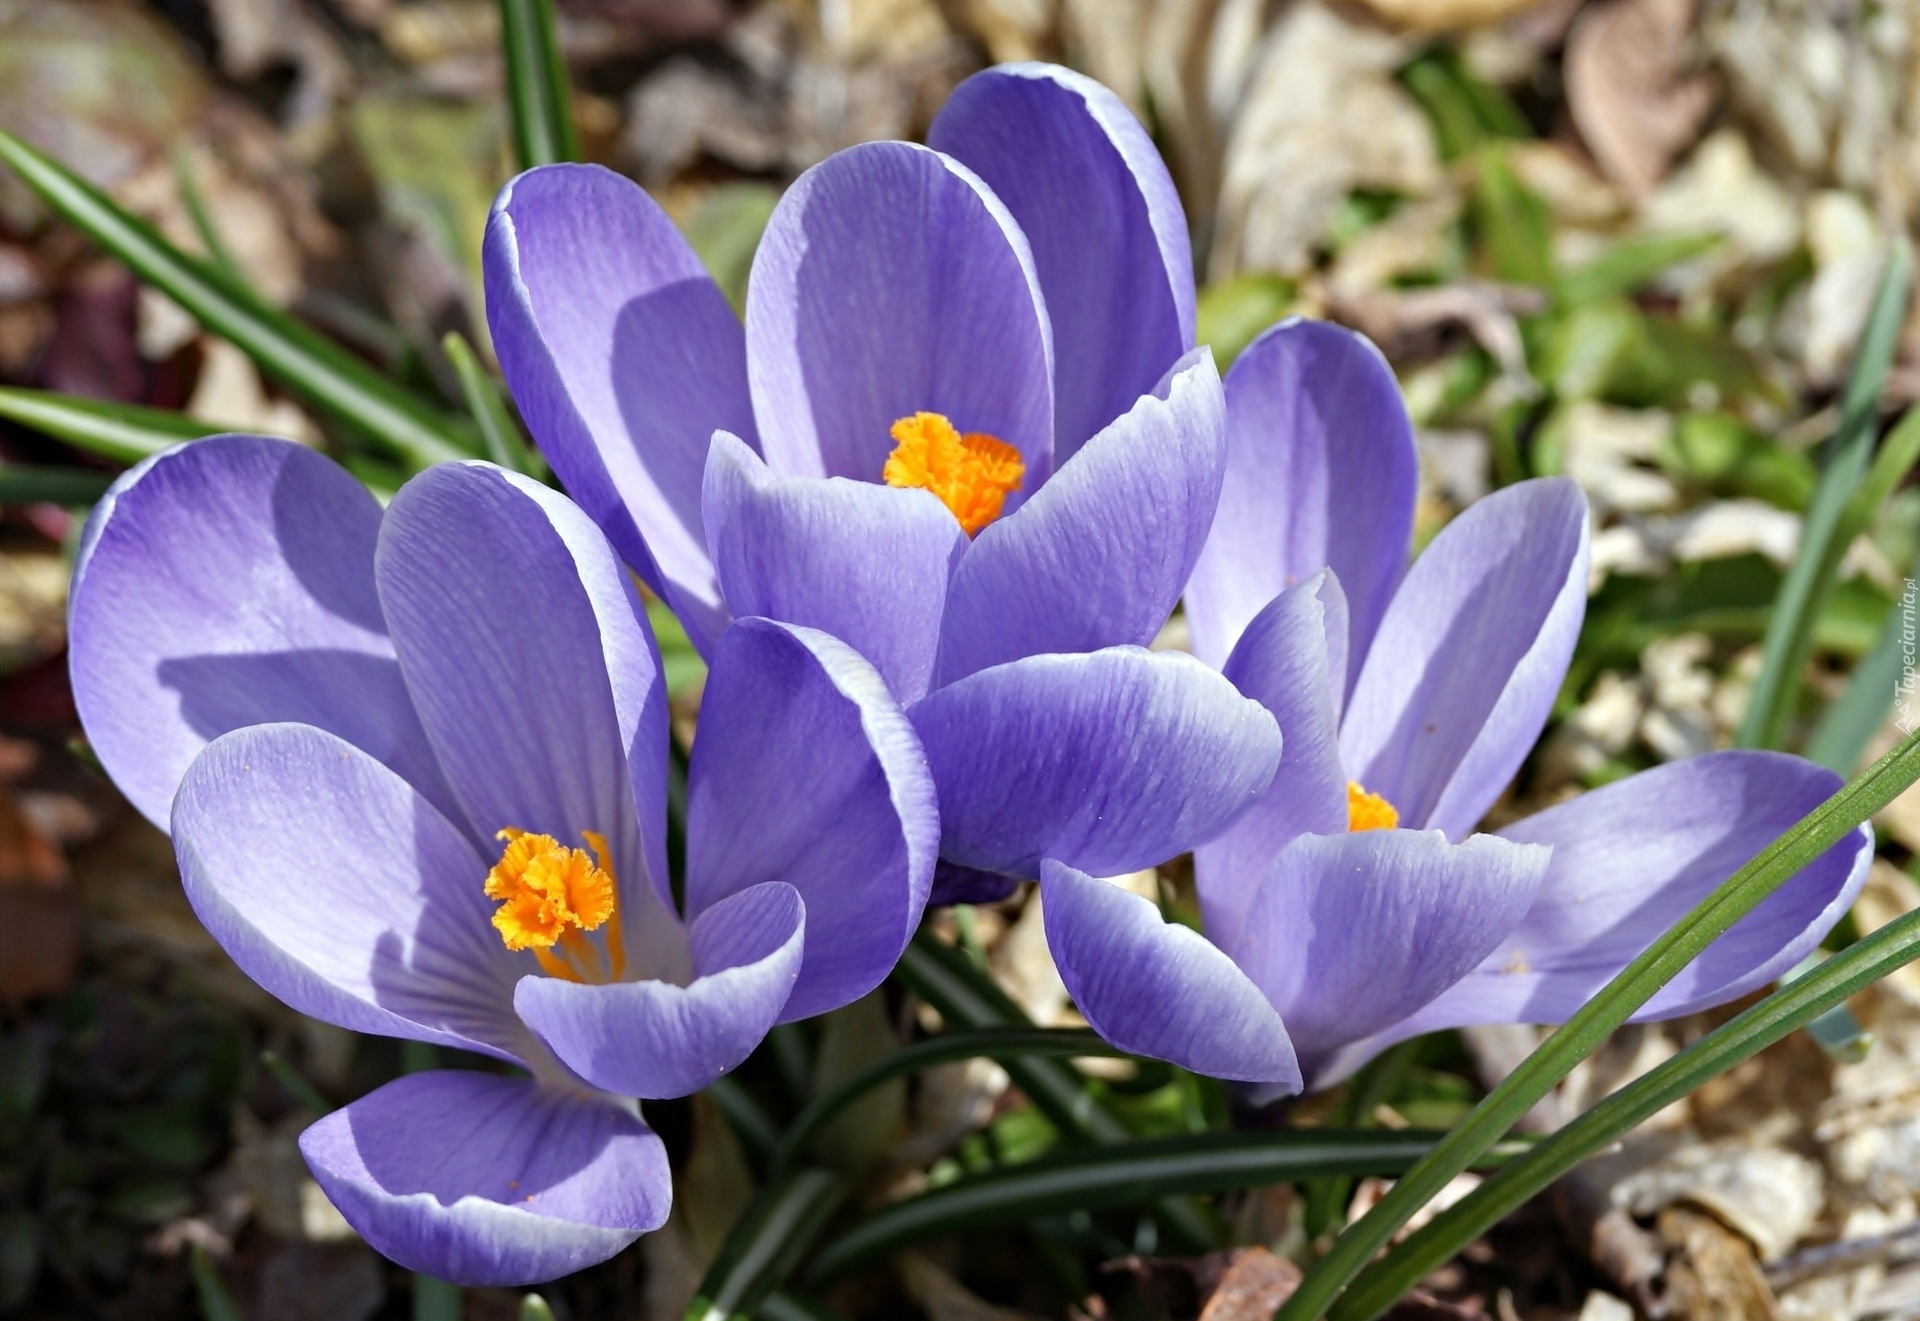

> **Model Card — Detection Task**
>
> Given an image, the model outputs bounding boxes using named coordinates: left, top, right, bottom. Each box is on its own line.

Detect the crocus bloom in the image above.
left=484, top=62, right=1282, bottom=902
left=1043, top=319, right=1874, bottom=1095
left=68, top=435, right=938, bottom=1282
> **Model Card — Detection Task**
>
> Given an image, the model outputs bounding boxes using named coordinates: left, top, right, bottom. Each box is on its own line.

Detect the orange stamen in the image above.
left=484, top=829, right=618, bottom=979
left=1346, top=781, right=1399, bottom=832
left=882, top=411, right=1024, bottom=536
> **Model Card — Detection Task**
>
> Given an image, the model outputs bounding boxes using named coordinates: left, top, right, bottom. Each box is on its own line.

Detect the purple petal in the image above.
left=1184, top=319, right=1419, bottom=677
left=744, top=141, right=1054, bottom=494
left=68, top=434, right=450, bottom=830
left=1194, top=572, right=1350, bottom=938
left=702, top=431, right=964, bottom=703
left=1390, top=752, right=1872, bottom=1035
left=935, top=349, right=1226, bottom=684
left=172, top=723, right=533, bottom=1063
left=928, top=62, right=1193, bottom=459
left=910, top=647, right=1282, bottom=879
left=1040, top=861, right=1298, bottom=1086
left=1231, top=830, right=1548, bottom=1084
left=375, top=462, right=684, bottom=973
left=485, top=163, right=754, bottom=651
left=1340, top=478, right=1590, bottom=839
left=300, top=1071, right=667, bottom=1285
left=685, top=619, right=938, bottom=1020
left=514, top=881, right=804, bottom=1099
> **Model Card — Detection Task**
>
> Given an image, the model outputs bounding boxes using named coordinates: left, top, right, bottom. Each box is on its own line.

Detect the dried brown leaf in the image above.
left=1566, top=0, right=1717, bottom=197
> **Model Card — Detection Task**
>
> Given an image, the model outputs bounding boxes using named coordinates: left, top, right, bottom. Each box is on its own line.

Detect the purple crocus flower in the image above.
left=483, top=63, right=1282, bottom=903
left=1043, top=319, right=1875, bottom=1095
left=67, top=435, right=938, bottom=1282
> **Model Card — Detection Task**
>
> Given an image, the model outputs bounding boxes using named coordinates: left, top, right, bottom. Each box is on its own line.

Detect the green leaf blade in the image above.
left=0, top=128, right=473, bottom=470
left=1736, top=239, right=1913, bottom=751
left=498, top=0, right=579, bottom=169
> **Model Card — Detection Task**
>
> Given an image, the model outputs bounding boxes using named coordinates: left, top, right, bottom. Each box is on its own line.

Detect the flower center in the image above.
left=1346, top=781, right=1399, bottom=832
left=484, top=828, right=625, bottom=983
left=882, top=411, right=1024, bottom=536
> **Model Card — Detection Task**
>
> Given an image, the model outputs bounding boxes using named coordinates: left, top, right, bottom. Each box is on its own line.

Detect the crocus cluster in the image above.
left=69, top=436, right=940, bottom=1283
left=485, top=62, right=1284, bottom=904
left=1041, top=319, right=1875, bottom=1095
left=64, top=54, right=1876, bottom=1292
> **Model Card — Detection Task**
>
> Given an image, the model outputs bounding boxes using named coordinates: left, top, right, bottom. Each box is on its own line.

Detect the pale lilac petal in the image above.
left=300, top=1071, right=667, bottom=1285
left=910, top=647, right=1281, bottom=879
left=928, top=62, right=1194, bottom=458
left=685, top=619, right=938, bottom=1020
left=702, top=431, right=964, bottom=703
left=1389, top=752, right=1873, bottom=1036
left=935, top=349, right=1225, bottom=684
left=69, top=434, right=450, bottom=829
left=514, top=882, right=804, bottom=1099
left=1194, top=572, right=1350, bottom=938
left=1232, top=830, right=1548, bottom=1084
left=745, top=141, right=1054, bottom=494
left=172, top=723, right=534, bottom=1063
left=1184, top=320, right=1418, bottom=676
left=485, top=163, right=753, bottom=650
left=375, top=462, right=684, bottom=974
left=1041, top=861, right=1298, bottom=1086
left=1340, top=478, right=1590, bottom=839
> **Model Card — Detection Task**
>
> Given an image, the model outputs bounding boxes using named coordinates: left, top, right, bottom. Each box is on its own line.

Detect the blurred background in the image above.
left=5, top=0, right=1920, bottom=1318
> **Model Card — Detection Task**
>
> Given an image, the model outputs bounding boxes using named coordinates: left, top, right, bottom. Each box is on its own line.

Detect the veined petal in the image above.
left=1394, top=752, right=1873, bottom=1034
left=929, top=62, right=1193, bottom=459
left=68, top=434, right=450, bottom=829
left=1340, top=478, right=1590, bottom=840
left=1232, top=830, right=1548, bottom=1085
left=1041, top=862, right=1298, bottom=1086
left=685, top=619, right=938, bottom=1020
left=300, top=1071, right=667, bottom=1285
left=745, top=141, right=1054, bottom=493
left=1184, top=320, right=1418, bottom=677
left=703, top=431, right=964, bottom=704
left=376, top=462, right=684, bottom=976
left=1195, top=572, right=1350, bottom=938
left=172, top=723, right=533, bottom=1064
left=935, top=349, right=1226, bottom=684
left=910, top=647, right=1281, bottom=879
left=485, top=163, right=753, bottom=652
left=514, top=881, right=804, bottom=1099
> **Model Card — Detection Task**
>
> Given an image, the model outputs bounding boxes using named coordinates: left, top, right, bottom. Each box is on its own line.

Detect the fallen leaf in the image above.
left=1196, top=1246, right=1301, bottom=1320
left=1565, top=0, right=1717, bottom=197
left=1658, top=1205, right=1781, bottom=1321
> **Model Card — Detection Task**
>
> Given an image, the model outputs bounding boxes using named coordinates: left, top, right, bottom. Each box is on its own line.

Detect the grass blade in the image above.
left=804, top=1128, right=1531, bottom=1285
left=769, top=1028, right=1126, bottom=1178
left=1736, top=240, right=1912, bottom=750
left=1805, top=551, right=1920, bottom=773
left=498, top=0, right=579, bottom=169
left=1275, top=729, right=1920, bottom=1321
left=190, top=1246, right=244, bottom=1321
left=757, top=1293, right=852, bottom=1321
left=442, top=331, right=544, bottom=476
left=1330, top=906, right=1920, bottom=1319
left=0, top=386, right=214, bottom=463
left=414, top=1274, right=461, bottom=1321
left=0, top=128, right=473, bottom=470
left=0, top=465, right=116, bottom=506
left=683, top=1170, right=844, bottom=1321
